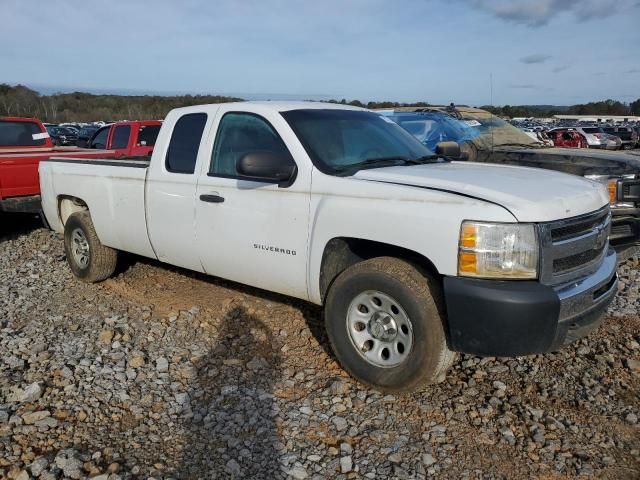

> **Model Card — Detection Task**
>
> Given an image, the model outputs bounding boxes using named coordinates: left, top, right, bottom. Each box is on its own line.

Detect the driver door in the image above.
left=194, top=110, right=311, bottom=299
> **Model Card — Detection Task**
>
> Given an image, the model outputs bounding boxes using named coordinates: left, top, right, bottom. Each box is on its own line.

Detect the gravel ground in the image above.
left=0, top=214, right=638, bottom=479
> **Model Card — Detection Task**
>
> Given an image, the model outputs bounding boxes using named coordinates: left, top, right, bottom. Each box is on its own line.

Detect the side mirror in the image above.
left=237, top=151, right=297, bottom=187
left=435, top=141, right=462, bottom=159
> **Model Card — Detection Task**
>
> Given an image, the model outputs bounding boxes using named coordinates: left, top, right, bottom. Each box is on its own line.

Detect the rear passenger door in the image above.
left=146, top=111, right=211, bottom=271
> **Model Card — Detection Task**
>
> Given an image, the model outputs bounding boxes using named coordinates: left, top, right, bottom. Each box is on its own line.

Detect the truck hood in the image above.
left=353, top=161, right=608, bottom=222
left=497, top=146, right=640, bottom=175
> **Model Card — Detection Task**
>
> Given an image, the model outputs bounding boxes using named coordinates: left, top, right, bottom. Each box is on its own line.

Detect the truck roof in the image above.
left=169, top=101, right=366, bottom=116
left=1, top=116, right=45, bottom=123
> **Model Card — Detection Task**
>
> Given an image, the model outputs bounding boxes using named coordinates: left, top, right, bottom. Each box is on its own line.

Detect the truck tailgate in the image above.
left=40, top=157, right=156, bottom=259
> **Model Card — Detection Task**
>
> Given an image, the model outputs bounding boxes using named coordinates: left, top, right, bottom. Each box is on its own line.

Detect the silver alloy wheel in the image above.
left=71, top=228, right=90, bottom=268
left=346, top=290, right=413, bottom=368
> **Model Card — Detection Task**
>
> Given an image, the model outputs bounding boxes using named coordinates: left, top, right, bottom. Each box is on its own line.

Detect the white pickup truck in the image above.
left=40, top=101, right=618, bottom=392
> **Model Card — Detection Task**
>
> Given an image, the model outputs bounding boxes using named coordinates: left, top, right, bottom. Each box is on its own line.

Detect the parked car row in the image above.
left=514, top=121, right=640, bottom=150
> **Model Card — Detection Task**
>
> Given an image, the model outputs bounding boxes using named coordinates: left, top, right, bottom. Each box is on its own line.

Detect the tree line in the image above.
left=480, top=98, right=640, bottom=119
left=0, top=84, right=638, bottom=122
left=0, top=84, right=242, bottom=123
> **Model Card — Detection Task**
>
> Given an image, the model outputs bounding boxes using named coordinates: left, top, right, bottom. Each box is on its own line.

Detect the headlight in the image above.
left=458, top=222, right=538, bottom=279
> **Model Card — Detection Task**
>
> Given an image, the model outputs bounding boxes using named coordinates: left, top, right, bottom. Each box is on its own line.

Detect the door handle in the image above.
left=200, top=194, right=225, bottom=203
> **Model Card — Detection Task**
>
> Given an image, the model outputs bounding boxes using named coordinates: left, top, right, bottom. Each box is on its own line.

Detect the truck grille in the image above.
left=621, top=179, right=640, bottom=203
left=539, top=206, right=611, bottom=286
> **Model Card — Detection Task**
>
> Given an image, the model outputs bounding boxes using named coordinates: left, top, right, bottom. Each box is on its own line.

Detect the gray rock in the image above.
left=422, top=453, right=437, bottom=467
left=287, top=466, right=309, bottom=479
left=54, top=449, right=83, bottom=479
left=156, top=357, right=169, bottom=372
left=226, top=459, right=241, bottom=476
left=340, top=456, right=353, bottom=473
left=332, top=416, right=348, bottom=431
left=29, top=457, right=49, bottom=477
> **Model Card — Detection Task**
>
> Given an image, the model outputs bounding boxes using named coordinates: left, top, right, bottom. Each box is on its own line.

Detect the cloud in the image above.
left=552, top=65, right=569, bottom=73
left=520, top=54, right=551, bottom=64
left=509, top=84, right=537, bottom=89
left=626, top=69, right=640, bottom=74
left=469, top=0, right=635, bottom=27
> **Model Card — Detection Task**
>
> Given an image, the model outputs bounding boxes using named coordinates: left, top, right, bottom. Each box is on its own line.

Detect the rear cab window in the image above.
left=0, top=120, right=47, bottom=147
left=137, top=124, right=161, bottom=147
left=165, top=113, right=208, bottom=174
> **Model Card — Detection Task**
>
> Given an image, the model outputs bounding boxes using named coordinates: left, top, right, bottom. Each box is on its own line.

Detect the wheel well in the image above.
left=319, top=237, right=440, bottom=302
left=58, top=196, right=89, bottom=226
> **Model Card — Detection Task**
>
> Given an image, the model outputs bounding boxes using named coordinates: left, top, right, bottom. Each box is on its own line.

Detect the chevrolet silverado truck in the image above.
left=381, top=107, right=640, bottom=260
left=0, top=117, right=154, bottom=215
left=40, top=102, right=617, bottom=392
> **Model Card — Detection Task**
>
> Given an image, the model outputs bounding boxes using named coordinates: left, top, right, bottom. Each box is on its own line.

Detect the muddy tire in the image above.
left=324, top=257, right=456, bottom=393
left=64, top=211, right=117, bottom=283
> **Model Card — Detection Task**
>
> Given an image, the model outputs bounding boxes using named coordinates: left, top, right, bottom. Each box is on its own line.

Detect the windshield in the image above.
left=382, top=112, right=481, bottom=151
left=456, top=113, right=542, bottom=149
left=281, top=109, right=435, bottom=174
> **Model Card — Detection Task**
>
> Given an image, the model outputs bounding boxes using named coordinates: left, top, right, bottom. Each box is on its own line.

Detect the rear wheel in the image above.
left=64, top=211, right=117, bottom=282
left=324, top=257, right=456, bottom=393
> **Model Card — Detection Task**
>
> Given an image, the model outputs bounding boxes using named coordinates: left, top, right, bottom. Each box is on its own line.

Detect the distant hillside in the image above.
left=479, top=99, right=639, bottom=118
left=0, top=84, right=242, bottom=122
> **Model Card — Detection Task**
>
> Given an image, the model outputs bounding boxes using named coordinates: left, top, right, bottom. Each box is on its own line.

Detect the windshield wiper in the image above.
left=335, top=157, right=414, bottom=175
left=335, top=155, right=447, bottom=176
left=414, top=154, right=449, bottom=163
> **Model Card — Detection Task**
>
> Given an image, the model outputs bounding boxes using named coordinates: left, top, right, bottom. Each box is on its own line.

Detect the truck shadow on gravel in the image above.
left=0, top=213, right=42, bottom=244
left=173, top=306, right=284, bottom=479
left=115, top=255, right=336, bottom=362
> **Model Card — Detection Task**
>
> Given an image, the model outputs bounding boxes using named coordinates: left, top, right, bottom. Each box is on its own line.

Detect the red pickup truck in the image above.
left=87, top=120, right=162, bottom=157
left=0, top=117, right=159, bottom=215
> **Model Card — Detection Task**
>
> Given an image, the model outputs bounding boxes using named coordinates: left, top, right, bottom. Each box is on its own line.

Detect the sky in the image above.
left=1, top=0, right=639, bottom=105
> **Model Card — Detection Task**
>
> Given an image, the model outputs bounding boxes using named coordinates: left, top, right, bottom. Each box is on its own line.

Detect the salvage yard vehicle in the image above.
left=601, top=126, right=638, bottom=150
left=46, top=125, right=79, bottom=146
left=40, top=101, right=618, bottom=392
left=382, top=107, right=640, bottom=260
left=0, top=116, right=131, bottom=215
left=76, top=125, right=100, bottom=147
left=88, top=120, right=162, bottom=157
left=547, top=129, right=588, bottom=149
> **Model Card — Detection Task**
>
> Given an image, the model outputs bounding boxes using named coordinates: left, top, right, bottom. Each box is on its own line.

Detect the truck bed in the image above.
left=39, top=156, right=156, bottom=259
left=45, top=155, right=151, bottom=168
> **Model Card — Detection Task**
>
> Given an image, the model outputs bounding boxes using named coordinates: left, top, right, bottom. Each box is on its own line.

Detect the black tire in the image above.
left=63, top=211, right=117, bottom=283
left=324, top=257, right=456, bottom=393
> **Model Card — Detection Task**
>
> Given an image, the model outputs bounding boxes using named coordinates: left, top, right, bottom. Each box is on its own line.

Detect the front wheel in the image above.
left=324, top=257, right=456, bottom=393
left=64, top=211, right=118, bottom=282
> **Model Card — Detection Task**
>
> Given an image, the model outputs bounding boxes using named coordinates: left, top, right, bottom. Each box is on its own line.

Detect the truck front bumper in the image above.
left=442, top=248, right=618, bottom=357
